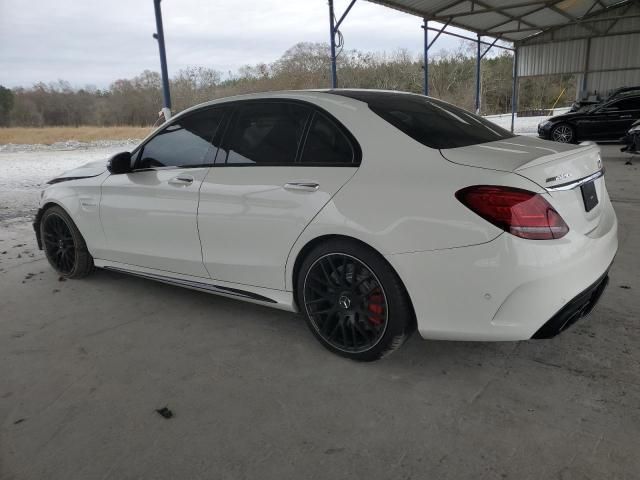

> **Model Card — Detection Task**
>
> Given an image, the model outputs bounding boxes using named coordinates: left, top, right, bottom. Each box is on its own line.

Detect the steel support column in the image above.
left=581, top=37, right=592, bottom=97
left=423, top=18, right=429, bottom=96
left=153, top=0, right=171, bottom=120
left=510, top=47, right=519, bottom=133
left=423, top=19, right=452, bottom=96
left=328, top=0, right=338, bottom=88
left=327, top=0, right=357, bottom=89
left=475, top=33, right=481, bottom=114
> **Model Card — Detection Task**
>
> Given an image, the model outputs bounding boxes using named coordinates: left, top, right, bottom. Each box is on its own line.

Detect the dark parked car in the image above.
left=569, top=86, right=640, bottom=112
left=621, top=119, right=640, bottom=154
left=539, top=94, right=640, bottom=143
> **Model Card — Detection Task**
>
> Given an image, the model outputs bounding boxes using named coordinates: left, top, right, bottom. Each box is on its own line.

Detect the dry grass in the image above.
left=0, top=126, right=154, bottom=145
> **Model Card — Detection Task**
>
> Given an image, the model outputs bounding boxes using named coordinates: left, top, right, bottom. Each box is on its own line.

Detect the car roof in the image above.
left=176, top=89, right=367, bottom=118
left=612, top=86, right=640, bottom=94
left=174, top=88, right=458, bottom=119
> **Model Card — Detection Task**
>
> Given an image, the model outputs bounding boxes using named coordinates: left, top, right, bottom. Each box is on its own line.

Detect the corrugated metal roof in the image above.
left=518, top=30, right=640, bottom=74
left=365, top=0, right=640, bottom=95
left=366, top=0, right=637, bottom=43
left=518, top=39, right=587, bottom=76
left=590, top=34, right=640, bottom=70
left=582, top=68, right=640, bottom=93
left=516, top=1, right=640, bottom=78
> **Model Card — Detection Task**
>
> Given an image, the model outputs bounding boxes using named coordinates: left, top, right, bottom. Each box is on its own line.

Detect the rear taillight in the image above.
left=456, top=185, right=569, bottom=240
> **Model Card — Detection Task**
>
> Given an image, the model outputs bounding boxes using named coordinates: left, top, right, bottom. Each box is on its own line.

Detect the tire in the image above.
left=551, top=123, right=575, bottom=143
left=296, top=238, right=415, bottom=361
left=40, top=205, right=94, bottom=279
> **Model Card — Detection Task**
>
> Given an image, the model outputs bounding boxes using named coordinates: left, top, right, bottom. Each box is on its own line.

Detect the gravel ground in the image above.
left=485, top=113, right=545, bottom=135
left=0, top=143, right=638, bottom=480
left=0, top=139, right=141, bottom=154
left=0, top=143, right=130, bottom=222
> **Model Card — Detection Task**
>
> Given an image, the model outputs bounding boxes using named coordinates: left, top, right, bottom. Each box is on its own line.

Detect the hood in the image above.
left=48, top=160, right=107, bottom=184
left=547, top=111, right=585, bottom=123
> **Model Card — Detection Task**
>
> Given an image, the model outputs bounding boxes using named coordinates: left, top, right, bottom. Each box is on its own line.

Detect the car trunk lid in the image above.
left=440, top=136, right=605, bottom=235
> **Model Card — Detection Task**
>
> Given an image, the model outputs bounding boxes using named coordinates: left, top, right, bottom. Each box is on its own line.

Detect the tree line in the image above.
left=0, top=42, right=575, bottom=127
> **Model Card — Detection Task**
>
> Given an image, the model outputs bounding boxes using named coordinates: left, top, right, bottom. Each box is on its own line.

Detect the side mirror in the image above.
left=107, top=151, right=132, bottom=174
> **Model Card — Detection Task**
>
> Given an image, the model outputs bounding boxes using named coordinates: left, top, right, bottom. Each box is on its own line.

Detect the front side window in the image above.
left=329, top=90, right=515, bottom=149
left=220, top=102, right=310, bottom=165
left=300, top=113, right=354, bottom=165
left=137, top=107, right=225, bottom=169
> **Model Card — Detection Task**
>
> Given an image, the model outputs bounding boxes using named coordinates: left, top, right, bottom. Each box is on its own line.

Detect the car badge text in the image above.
left=546, top=172, right=573, bottom=183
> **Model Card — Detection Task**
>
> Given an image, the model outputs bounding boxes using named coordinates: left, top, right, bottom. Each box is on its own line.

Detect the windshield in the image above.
left=328, top=90, right=515, bottom=149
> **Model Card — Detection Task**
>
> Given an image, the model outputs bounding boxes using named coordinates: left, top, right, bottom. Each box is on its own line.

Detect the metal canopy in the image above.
left=151, top=0, right=639, bottom=129
left=326, top=0, right=639, bottom=132
left=366, top=0, right=637, bottom=43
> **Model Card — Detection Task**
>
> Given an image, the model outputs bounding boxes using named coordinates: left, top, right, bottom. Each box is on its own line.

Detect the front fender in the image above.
left=37, top=174, right=108, bottom=255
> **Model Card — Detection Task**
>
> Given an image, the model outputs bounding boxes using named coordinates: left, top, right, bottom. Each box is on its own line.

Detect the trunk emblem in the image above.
left=546, top=172, right=572, bottom=183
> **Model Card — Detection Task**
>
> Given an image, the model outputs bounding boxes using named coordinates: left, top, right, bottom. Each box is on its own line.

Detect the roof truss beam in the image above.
left=478, top=0, right=568, bottom=35
left=603, top=2, right=635, bottom=35
left=450, top=0, right=542, bottom=31
left=424, top=26, right=513, bottom=50
left=517, top=0, right=639, bottom=43
left=480, top=36, right=500, bottom=58
left=367, top=0, right=636, bottom=42
left=431, top=0, right=549, bottom=21
left=431, top=0, right=576, bottom=38
left=546, top=2, right=603, bottom=35
left=426, top=18, right=451, bottom=50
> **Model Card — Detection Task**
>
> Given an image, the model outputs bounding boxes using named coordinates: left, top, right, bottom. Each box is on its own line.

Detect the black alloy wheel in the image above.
left=40, top=205, right=94, bottom=278
left=297, top=238, right=415, bottom=361
left=304, top=253, right=388, bottom=353
left=43, top=213, right=76, bottom=274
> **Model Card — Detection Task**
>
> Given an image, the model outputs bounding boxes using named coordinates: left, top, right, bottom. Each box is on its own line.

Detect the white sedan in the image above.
left=35, top=90, right=618, bottom=361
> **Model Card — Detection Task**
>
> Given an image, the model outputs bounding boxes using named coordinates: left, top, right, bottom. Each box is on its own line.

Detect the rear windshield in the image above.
left=329, top=90, right=514, bottom=149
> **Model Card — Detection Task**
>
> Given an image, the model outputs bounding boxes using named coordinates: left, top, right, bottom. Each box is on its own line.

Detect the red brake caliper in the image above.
left=367, top=289, right=384, bottom=326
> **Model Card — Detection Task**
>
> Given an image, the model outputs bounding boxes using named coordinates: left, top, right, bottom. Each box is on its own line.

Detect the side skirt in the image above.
left=94, top=259, right=297, bottom=312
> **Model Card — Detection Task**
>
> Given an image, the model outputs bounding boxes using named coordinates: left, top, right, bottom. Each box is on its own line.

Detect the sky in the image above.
left=0, top=0, right=472, bottom=89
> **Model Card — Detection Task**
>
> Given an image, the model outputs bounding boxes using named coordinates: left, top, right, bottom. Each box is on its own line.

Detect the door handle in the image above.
left=284, top=182, right=320, bottom=192
left=168, top=175, right=195, bottom=186
left=620, top=115, right=632, bottom=118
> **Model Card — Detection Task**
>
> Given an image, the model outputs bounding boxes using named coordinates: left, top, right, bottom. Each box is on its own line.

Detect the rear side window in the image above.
left=221, top=102, right=310, bottom=165
left=329, top=90, right=514, bottom=149
left=300, top=113, right=354, bottom=165
left=611, top=97, right=640, bottom=110
left=137, top=108, right=225, bottom=169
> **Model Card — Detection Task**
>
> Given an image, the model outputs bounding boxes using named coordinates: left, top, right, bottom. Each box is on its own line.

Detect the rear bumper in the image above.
left=386, top=200, right=618, bottom=341
left=532, top=269, right=609, bottom=339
